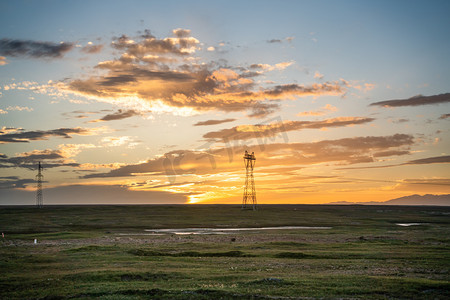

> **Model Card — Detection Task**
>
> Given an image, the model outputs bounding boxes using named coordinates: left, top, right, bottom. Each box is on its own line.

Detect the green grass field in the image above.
left=0, top=205, right=449, bottom=299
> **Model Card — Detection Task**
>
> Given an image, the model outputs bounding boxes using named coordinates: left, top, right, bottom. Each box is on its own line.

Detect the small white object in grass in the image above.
left=396, top=223, right=422, bottom=227
left=34, top=239, right=37, bottom=244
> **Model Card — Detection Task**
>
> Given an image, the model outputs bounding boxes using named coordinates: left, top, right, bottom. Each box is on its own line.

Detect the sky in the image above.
left=0, top=0, right=449, bottom=205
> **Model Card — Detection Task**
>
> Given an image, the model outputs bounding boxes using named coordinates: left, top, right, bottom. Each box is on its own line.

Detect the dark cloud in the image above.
left=397, top=179, right=450, bottom=187
left=370, top=93, right=450, bottom=107
left=173, top=28, right=191, bottom=38
left=92, top=109, right=141, bottom=122
left=93, top=68, right=195, bottom=87
left=0, top=149, right=79, bottom=170
left=339, top=154, right=450, bottom=170
left=111, top=28, right=199, bottom=57
left=62, top=109, right=113, bottom=120
left=99, top=74, right=138, bottom=86
left=405, top=155, right=450, bottom=165
left=277, top=134, right=414, bottom=164
left=81, top=44, right=103, bottom=54
left=0, top=176, right=36, bottom=189
left=194, top=118, right=236, bottom=126
left=139, top=29, right=155, bottom=39
left=203, top=117, right=375, bottom=142
left=393, top=118, right=409, bottom=124
left=263, top=82, right=344, bottom=98
left=249, top=64, right=267, bottom=69
left=0, top=176, right=20, bottom=180
left=0, top=38, right=74, bottom=58
left=239, top=71, right=262, bottom=78
left=0, top=127, right=96, bottom=143
left=373, top=150, right=410, bottom=157
left=247, top=102, right=280, bottom=118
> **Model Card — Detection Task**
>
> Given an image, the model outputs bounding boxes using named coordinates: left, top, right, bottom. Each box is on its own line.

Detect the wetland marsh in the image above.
left=0, top=205, right=449, bottom=299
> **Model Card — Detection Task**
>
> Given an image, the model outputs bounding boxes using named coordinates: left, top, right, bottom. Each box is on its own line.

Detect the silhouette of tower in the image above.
left=242, top=150, right=256, bottom=210
left=36, top=162, right=43, bottom=208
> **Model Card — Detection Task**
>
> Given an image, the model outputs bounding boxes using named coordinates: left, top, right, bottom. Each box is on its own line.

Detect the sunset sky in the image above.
left=1, top=0, right=449, bottom=205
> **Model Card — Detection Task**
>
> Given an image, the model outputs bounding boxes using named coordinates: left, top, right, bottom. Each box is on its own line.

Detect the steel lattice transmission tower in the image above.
left=36, top=162, right=43, bottom=208
left=242, top=150, right=256, bottom=210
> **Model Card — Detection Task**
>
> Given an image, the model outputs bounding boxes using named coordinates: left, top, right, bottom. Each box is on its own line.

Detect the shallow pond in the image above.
left=144, top=226, right=332, bottom=235
left=396, top=223, right=424, bottom=227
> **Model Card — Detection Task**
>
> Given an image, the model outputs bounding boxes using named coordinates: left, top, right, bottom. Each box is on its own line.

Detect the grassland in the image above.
left=0, top=205, right=449, bottom=299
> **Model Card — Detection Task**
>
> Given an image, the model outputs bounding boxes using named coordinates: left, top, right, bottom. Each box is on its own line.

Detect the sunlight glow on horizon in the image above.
left=0, top=0, right=449, bottom=205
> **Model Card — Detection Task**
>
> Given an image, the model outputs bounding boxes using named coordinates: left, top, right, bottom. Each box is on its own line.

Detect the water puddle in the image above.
left=396, top=223, right=424, bottom=227
left=144, top=226, right=332, bottom=235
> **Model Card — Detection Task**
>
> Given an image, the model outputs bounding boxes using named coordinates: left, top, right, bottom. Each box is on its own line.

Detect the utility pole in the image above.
left=36, top=162, right=43, bottom=208
left=242, top=151, right=256, bottom=210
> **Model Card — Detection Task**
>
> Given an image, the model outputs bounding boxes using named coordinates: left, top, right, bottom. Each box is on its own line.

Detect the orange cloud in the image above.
left=81, top=43, right=103, bottom=54
left=82, top=133, right=413, bottom=180
left=249, top=61, right=294, bottom=72
left=0, top=56, right=8, bottom=65
left=314, top=71, right=324, bottom=79
left=297, top=104, right=337, bottom=116
left=203, top=117, right=374, bottom=141
left=63, top=29, right=347, bottom=118
left=193, top=118, right=236, bottom=126
left=73, top=132, right=419, bottom=204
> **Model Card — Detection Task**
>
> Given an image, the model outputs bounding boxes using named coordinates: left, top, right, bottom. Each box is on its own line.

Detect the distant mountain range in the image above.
left=329, top=194, right=450, bottom=206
